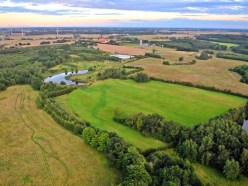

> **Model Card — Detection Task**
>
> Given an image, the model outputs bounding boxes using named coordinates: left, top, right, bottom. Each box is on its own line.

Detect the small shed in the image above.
left=242, top=120, right=248, bottom=133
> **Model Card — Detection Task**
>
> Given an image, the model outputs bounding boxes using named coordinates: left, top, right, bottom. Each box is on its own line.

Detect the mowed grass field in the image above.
left=129, top=47, right=248, bottom=96
left=0, top=86, right=119, bottom=186
left=56, top=79, right=246, bottom=149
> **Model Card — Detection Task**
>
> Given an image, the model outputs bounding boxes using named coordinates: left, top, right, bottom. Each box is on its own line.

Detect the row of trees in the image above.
left=150, top=76, right=248, bottom=99
left=38, top=90, right=152, bottom=185
left=97, top=67, right=144, bottom=81
left=196, top=34, right=248, bottom=45
left=113, top=103, right=248, bottom=180
left=151, top=38, right=227, bottom=52
left=217, top=52, right=248, bottom=62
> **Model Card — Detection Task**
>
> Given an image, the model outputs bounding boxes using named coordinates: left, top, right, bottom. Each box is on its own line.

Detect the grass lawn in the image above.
left=0, top=85, right=120, bottom=186
left=56, top=79, right=246, bottom=150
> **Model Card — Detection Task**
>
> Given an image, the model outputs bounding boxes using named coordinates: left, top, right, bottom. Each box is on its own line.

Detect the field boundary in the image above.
left=147, top=77, right=248, bottom=98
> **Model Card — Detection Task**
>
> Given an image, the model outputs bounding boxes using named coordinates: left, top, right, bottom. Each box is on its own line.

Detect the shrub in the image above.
left=163, top=61, right=170, bottom=65
left=133, top=73, right=150, bottom=83
left=223, top=159, right=240, bottom=180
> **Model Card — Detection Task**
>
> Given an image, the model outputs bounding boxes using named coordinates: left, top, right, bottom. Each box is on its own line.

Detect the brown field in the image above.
left=0, top=85, right=119, bottom=185
left=128, top=31, right=244, bottom=40
left=128, top=47, right=248, bottom=96
left=0, top=33, right=75, bottom=47
left=97, top=43, right=150, bottom=55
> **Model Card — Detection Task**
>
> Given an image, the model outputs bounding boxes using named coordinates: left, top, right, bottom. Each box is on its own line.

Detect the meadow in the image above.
left=0, top=85, right=119, bottom=186
left=56, top=79, right=246, bottom=149
left=211, top=41, right=239, bottom=47
left=129, top=47, right=248, bottom=95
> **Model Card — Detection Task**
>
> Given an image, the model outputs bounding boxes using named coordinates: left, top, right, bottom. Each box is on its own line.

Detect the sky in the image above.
left=0, top=0, right=248, bottom=28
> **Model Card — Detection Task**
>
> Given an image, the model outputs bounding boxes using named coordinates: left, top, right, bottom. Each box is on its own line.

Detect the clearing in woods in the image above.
left=56, top=79, right=246, bottom=150
left=0, top=85, right=119, bottom=186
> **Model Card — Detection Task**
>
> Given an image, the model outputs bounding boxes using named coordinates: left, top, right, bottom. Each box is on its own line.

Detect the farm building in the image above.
left=242, top=120, right=248, bottom=133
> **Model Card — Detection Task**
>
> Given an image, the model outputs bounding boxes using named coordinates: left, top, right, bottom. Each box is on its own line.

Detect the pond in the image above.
left=44, top=70, right=88, bottom=85
left=110, top=54, right=134, bottom=59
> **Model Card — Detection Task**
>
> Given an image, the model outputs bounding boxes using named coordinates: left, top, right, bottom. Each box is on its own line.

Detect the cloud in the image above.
left=0, top=0, right=248, bottom=28
left=1, top=0, right=248, bottom=14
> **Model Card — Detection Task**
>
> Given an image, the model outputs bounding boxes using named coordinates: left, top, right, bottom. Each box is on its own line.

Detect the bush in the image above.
left=145, top=53, right=162, bottom=58
left=133, top=73, right=150, bottom=83
left=31, top=76, right=42, bottom=90
left=40, top=41, right=50, bottom=45
left=163, top=61, right=170, bottom=65
left=223, top=159, right=240, bottom=180
left=196, top=52, right=212, bottom=60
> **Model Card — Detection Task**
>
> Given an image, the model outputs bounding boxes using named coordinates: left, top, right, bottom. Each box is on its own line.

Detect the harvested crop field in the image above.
left=97, top=43, right=149, bottom=55
left=128, top=47, right=248, bottom=96
left=0, top=85, right=119, bottom=186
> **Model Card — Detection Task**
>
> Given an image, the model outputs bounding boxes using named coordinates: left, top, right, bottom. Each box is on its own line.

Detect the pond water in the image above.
left=110, top=54, right=134, bottom=59
left=44, top=70, right=88, bottom=85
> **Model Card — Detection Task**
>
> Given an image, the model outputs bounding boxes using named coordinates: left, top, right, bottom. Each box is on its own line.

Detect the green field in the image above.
left=212, top=41, right=239, bottom=47
left=56, top=79, right=246, bottom=150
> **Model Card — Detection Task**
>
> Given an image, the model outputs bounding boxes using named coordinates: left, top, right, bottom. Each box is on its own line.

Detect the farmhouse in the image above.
left=242, top=120, right=248, bottom=133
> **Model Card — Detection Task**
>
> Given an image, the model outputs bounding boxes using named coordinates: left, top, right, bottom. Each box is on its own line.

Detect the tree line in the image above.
left=149, top=76, right=248, bottom=98
left=113, top=102, right=248, bottom=180
left=37, top=88, right=152, bottom=185
left=151, top=38, right=227, bottom=52
left=196, top=34, right=248, bottom=45
left=217, top=52, right=248, bottom=62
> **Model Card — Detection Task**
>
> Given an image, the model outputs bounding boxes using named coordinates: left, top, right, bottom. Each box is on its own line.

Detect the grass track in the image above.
left=56, top=79, right=246, bottom=150
left=194, top=163, right=248, bottom=186
left=0, top=85, right=119, bottom=186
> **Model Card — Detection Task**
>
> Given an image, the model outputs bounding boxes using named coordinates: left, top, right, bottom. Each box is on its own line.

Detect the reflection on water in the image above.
left=44, top=70, right=88, bottom=85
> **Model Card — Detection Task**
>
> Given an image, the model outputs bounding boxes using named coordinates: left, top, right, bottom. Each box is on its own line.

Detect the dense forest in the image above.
left=114, top=103, right=248, bottom=180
